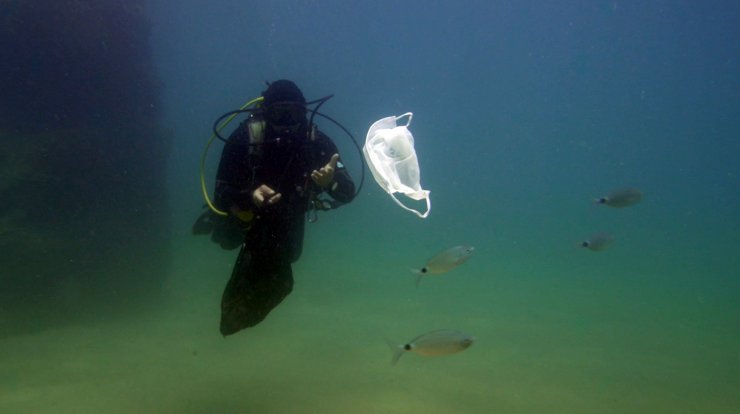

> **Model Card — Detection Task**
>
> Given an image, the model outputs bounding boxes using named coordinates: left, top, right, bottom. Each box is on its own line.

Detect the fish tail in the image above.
left=410, top=268, right=424, bottom=288
left=384, top=338, right=404, bottom=365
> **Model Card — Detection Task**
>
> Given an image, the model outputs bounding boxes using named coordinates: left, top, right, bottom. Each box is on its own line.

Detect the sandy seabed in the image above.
left=1, top=238, right=737, bottom=414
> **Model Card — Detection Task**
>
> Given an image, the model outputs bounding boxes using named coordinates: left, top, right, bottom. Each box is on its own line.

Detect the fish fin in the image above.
left=415, top=273, right=422, bottom=288
left=384, top=338, right=404, bottom=366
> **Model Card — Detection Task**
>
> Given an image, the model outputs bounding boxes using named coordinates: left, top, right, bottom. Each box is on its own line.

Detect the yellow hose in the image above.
left=200, top=96, right=263, bottom=216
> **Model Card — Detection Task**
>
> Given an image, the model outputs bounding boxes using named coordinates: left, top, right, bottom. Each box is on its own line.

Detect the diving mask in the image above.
left=263, top=102, right=307, bottom=129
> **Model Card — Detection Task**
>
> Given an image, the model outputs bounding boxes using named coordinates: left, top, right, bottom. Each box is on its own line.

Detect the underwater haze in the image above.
left=2, top=1, right=739, bottom=413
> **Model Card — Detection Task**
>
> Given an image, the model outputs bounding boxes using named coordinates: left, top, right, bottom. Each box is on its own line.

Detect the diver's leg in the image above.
left=219, top=248, right=294, bottom=336
left=245, top=256, right=294, bottom=324
left=287, top=211, right=306, bottom=263
left=219, top=246, right=252, bottom=336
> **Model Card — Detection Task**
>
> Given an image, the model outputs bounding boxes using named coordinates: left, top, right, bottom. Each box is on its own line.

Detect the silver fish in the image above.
left=386, top=329, right=475, bottom=365
left=581, top=232, right=614, bottom=251
left=595, top=187, right=643, bottom=208
left=412, top=245, right=475, bottom=287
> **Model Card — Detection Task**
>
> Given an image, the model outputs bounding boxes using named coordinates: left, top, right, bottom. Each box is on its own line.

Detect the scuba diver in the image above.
left=194, top=79, right=356, bottom=336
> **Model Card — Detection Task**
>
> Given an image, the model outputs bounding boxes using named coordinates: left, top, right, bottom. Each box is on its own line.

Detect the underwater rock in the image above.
left=0, top=1, right=170, bottom=333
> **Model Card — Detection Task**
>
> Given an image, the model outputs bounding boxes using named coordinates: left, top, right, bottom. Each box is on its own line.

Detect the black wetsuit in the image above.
left=214, top=117, right=355, bottom=335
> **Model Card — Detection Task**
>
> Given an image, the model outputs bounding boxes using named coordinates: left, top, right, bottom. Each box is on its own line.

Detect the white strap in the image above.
left=396, top=112, right=413, bottom=127
left=390, top=191, right=431, bottom=219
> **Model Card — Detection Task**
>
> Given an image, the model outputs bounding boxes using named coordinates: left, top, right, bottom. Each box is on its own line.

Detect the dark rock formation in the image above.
left=0, top=1, right=170, bottom=332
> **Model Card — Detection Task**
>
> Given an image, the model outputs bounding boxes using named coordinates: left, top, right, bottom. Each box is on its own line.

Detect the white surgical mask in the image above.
left=363, top=112, right=431, bottom=218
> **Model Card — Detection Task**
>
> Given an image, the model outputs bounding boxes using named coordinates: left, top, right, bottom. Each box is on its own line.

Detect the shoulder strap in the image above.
left=246, top=117, right=265, bottom=156
left=248, top=118, right=265, bottom=144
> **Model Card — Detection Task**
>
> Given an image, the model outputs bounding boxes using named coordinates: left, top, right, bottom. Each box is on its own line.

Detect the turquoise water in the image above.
left=2, top=1, right=739, bottom=413
left=2, top=208, right=737, bottom=412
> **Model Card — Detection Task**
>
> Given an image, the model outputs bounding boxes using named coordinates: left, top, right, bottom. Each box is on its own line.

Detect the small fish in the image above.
left=386, top=329, right=475, bottom=365
left=594, top=187, right=643, bottom=208
left=580, top=232, right=614, bottom=251
left=412, top=245, right=475, bottom=287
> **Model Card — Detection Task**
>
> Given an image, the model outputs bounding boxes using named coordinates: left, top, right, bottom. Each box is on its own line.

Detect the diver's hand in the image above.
left=252, top=184, right=282, bottom=208
left=311, top=153, right=339, bottom=188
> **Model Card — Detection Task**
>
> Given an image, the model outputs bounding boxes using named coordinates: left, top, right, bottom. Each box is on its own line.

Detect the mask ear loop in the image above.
left=396, top=112, right=413, bottom=127
left=389, top=191, right=431, bottom=218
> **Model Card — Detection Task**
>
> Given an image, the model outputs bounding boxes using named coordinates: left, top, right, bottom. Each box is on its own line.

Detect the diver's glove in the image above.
left=252, top=184, right=282, bottom=208
left=310, top=153, right=339, bottom=189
